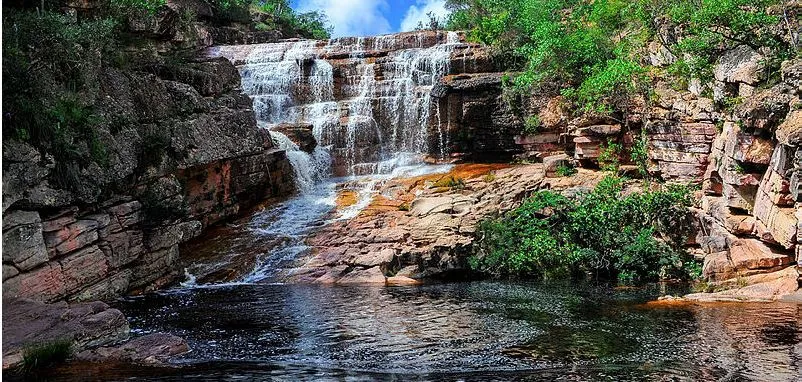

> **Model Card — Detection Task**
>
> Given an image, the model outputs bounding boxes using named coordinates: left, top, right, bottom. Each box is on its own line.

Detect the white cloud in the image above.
left=295, top=0, right=392, bottom=38
left=400, top=0, right=450, bottom=32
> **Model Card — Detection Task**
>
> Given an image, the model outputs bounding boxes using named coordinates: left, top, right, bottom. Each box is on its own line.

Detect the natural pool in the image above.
left=39, top=281, right=802, bottom=381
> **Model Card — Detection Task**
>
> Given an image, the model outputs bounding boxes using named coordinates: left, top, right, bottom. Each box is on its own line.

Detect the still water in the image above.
left=41, top=281, right=802, bottom=381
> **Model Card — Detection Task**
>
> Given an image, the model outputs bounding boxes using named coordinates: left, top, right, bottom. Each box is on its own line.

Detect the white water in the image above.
left=186, top=32, right=462, bottom=284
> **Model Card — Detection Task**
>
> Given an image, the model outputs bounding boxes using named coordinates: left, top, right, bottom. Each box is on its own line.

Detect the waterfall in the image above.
left=237, top=31, right=463, bottom=187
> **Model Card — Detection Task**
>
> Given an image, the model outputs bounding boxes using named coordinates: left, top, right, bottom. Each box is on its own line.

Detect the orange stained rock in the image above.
left=335, top=189, right=358, bottom=209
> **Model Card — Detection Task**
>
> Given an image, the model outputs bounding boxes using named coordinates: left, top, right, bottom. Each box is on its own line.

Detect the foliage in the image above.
left=597, top=140, right=622, bottom=172
left=523, top=115, right=541, bottom=135
left=21, top=339, right=73, bottom=373
left=473, top=175, right=697, bottom=282
left=447, top=0, right=786, bottom=116
left=556, top=164, right=577, bottom=177
left=3, top=8, right=118, bottom=190
left=248, top=0, right=333, bottom=39
left=432, top=175, right=466, bottom=189
left=630, top=130, right=650, bottom=179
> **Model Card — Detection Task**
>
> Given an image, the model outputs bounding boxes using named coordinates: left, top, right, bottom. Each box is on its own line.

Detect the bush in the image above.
left=472, top=175, right=697, bottom=282
left=21, top=339, right=73, bottom=373
left=523, top=115, right=541, bottom=135
left=555, top=164, right=577, bottom=177
left=447, top=0, right=786, bottom=115
left=597, top=140, right=622, bottom=172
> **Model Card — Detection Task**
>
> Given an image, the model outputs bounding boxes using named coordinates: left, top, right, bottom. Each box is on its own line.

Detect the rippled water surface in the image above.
left=43, top=282, right=802, bottom=381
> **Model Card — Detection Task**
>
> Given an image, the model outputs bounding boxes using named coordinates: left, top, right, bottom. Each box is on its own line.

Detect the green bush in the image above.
left=597, top=140, right=622, bottom=172
left=21, top=339, right=73, bottom=373
left=472, top=175, right=697, bottom=282
left=555, top=164, right=577, bottom=177
left=630, top=130, right=650, bottom=179
left=446, top=0, right=786, bottom=115
left=523, top=115, right=541, bottom=135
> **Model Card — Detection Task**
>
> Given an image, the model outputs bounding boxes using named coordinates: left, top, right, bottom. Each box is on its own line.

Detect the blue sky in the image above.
left=291, top=0, right=450, bottom=38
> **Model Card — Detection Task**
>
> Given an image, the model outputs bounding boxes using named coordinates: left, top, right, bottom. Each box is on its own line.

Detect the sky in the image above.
left=292, top=0, right=450, bottom=38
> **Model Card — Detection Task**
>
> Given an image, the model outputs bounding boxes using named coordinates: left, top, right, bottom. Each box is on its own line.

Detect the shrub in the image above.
left=555, top=164, right=577, bottom=177
left=597, top=140, right=622, bottom=172
left=447, top=0, right=786, bottom=115
left=523, top=115, right=541, bottom=135
left=21, top=339, right=73, bottom=373
left=472, top=175, right=697, bottom=282
left=432, top=175, right=465, bottom=189
left=630, top=130, right=650, bottom=179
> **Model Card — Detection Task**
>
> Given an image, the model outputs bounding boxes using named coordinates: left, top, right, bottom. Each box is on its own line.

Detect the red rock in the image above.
left=59, top=245, right=109, bottom=294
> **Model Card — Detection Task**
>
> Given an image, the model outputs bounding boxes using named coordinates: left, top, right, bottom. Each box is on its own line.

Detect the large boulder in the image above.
left=2, top=298, right=130, bottom=369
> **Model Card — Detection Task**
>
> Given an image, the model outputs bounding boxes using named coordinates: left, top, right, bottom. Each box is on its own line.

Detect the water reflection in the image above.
left=33, top=282, right=802, bottom=381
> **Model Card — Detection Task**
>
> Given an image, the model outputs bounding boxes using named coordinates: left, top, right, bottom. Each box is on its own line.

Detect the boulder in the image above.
left=543, top=154, right=571, bottom=177
left=2, top=298, right=130, bottom=369
left=714, top=45, right=765, bottom=85
left=76, top=333, right=189, bottom=364
left=2, top=210, right=48, bottom=271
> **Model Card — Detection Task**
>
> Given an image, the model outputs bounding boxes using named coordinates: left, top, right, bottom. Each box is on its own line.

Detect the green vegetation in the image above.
left=630, top=130, right=650, bottom=179
left=472, top=175, right=698, bottom=282
left=222, top=0, right=333, bottom=39
left=597, top=141, right=622, bottom=172
left=21, top=339, right=73, bottom=373
left=446, top=0, right=789, bottom=115
left=523, top=115, right=541, bottom=135
left=555, top=164, right=577, bottom=177
left=432, top=175, right=466, bottom=189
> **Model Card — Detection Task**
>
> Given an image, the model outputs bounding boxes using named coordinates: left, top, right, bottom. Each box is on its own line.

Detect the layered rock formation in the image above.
left=2, top=1, right=295, bottom=303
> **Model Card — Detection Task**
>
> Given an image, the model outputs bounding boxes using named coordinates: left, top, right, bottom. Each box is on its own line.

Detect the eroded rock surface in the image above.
left=288, top=165, right=607, bottom=284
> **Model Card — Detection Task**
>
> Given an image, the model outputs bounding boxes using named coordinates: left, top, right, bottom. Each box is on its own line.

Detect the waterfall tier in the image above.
left=210, top=30, right=492, bottom=178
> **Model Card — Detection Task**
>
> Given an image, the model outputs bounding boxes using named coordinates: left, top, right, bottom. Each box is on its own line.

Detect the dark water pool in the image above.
left=37, top=282, right=802, bottom=381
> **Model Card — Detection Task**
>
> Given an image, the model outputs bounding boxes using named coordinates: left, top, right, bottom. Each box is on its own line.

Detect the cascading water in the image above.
left=237, top=30, right=462, bottom=179
left=189, top=31, right=463, bottom=283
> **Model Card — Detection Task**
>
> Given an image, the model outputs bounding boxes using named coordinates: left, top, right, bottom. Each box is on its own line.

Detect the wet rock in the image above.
left=273, top=123, right=317, bottom=153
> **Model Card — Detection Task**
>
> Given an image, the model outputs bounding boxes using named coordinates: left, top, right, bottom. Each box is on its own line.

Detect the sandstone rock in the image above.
left=2, top=263, right=67, bottom=302
left=335, top=266, right=386, bottom=284
left=59, top=245, right=109, bottom=294
left=703, top=238, right=793, bottom=280
left=2, top=298, right=130, bottom=369
left=714, top=45, right=765, bottom=85
left=781, top=59, right=802, bottom=90
left=684, top=266, right=799, bottom=302
left=43, top=219, right=100, bottom=258
left=543, top=154, right=571, bottom=177
left=145, top=220, right=202, bottom=251
left=734, top=84, right=793, bottom=130
left=2, top=210, right=48, bottom=271
left=777, top=109, right=802, bottom=146
left=76, top=332, right=189, bottom=364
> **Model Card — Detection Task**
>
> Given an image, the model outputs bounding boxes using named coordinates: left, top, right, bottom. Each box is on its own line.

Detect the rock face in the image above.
left=2, top=4, right=295, bottom=302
